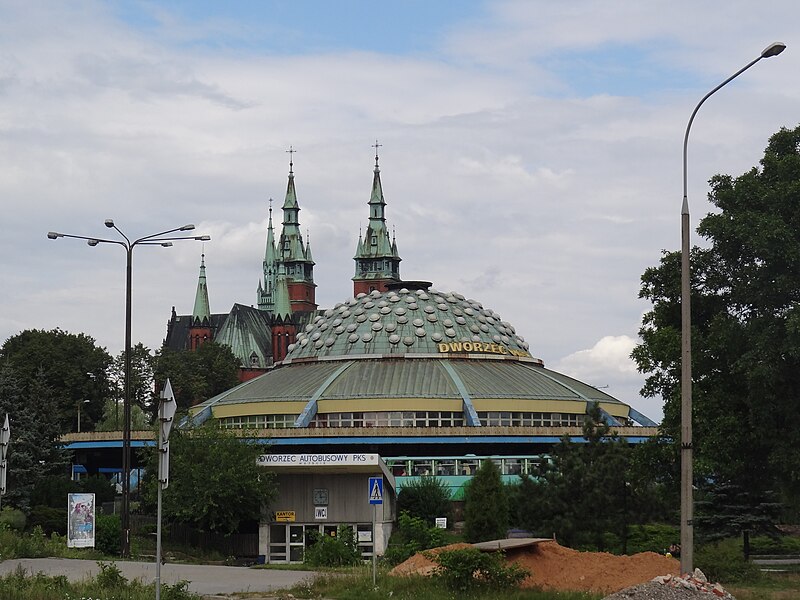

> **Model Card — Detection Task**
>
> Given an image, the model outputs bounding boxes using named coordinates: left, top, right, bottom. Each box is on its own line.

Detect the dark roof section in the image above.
left=164, top=310, right=228, bottom=351
left=215, top=304, right=274, bottom=369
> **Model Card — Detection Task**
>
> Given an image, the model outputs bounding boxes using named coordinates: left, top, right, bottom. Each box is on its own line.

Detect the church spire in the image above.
left=275, top=147, right=317, bottom=313
left=192, top=253, right=211, bottom=325
left=353, top=141, right=402, bottom=296
left=189, top=252, right=213, bottom=350
left=258, top=199, right=278, bottom=312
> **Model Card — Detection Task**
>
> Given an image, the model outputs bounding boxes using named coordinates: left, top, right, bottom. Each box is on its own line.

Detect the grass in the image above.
left=727, top=572, right=800, bottom=600
left=280, top=566, right=602, bottom=600
left=0, top=562, right=202, bottom=600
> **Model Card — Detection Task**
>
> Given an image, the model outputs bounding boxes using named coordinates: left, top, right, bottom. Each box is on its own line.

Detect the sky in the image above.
left=2, top=0, right=799, bottom=423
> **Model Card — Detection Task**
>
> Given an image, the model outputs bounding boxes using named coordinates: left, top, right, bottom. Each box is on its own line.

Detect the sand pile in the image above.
left=390, top=540, right=681, bottom=595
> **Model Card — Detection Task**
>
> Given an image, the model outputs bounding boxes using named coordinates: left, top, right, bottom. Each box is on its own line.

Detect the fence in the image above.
left=131, top=515, right=259, bottom=558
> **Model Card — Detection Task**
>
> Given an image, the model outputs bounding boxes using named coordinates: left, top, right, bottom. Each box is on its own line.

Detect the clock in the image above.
left=313, top=488, right=329, bottom=506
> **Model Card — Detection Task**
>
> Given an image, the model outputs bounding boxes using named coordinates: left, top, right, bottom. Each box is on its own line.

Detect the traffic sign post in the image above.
left=368, top=476, right=383, bottom=585
left=0, top=414, right=10, bottom=511
left=156, top=380, right=177, bottom=600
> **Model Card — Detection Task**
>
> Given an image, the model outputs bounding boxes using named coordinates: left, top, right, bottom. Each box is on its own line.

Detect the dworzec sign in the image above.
left=257, top=453, right=381, bottom=467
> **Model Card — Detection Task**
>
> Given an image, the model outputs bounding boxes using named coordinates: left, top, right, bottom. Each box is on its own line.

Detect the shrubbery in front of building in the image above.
left=430, top=546, right=528, bottom=593
left=383, top=511, right=447, bottom=566
left=303, top=525, right=361, bottom=567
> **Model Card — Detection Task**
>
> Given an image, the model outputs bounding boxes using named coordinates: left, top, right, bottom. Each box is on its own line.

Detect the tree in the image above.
left=397, top=476, right=452, bottom=526
left=153, top=342, right=240, bottom=410
left=633, top=125, right=800, bottom=520
left=0, top=365, right=71, bottom=512
left=0, top=329, right=112, bottom=432
left=140, top=424, right=277, bottom=534
left=108, top=343, right=156, bottom=418
left=94, top=398, right=149, bottom=431
left=463, top=459, right=507, bottom=542
left=511, top=404, right=665, bottom=551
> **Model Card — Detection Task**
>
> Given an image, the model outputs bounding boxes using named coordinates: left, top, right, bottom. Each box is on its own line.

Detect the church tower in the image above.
left=270, top=262, right=297, bottom=363
left=257, top=201, right=278, bottom=312
left=189, top=253, right=212, bottom=350
left=353, top=143, right=401, bottom=295
left=276, top=150, right=317, bottom=313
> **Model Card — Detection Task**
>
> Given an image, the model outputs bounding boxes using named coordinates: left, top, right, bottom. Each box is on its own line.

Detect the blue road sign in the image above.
left=368, top=476, right=383, bottom=505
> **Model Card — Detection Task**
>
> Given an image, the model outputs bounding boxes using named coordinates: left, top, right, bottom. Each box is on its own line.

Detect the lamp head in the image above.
left=87, top=239, right=99, bottom=247
left=47, top=232, right=60, bottom=239
left=104, top=219, right=115, bottom=228
left=762, top=42, right=786, bottom=58
left=197, top=235, right=211, bottom=241
left=180, top=224, right=196, bottom=231
left=161, top=242, right=173, bottom=247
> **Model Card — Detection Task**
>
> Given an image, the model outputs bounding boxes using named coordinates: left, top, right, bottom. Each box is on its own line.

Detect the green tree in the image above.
left=0, top=329, right=112, bottom=432
left=463, top=459, right=507, bottom=543
left=141, top=424, right=277, bottom=534
left=512, top=404, right=664, bottom=552
left=633, top=125, right=800, bottom=520
left=94, top=398, right=149, bottom=431
left=108, top=343, right=155, bottom=417
left=153, top=342, right=240, bottom=410
left=397, top=476, right=452, bottom=526
left=0, top=365, right=71, bottom=512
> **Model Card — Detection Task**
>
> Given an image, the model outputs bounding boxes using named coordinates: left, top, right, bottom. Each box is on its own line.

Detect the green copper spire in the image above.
left=258, top=200, right=278, bottom=312
left=192, top=253, right=211, bottom=325
left=277, top=150, right=315, bottom=285
left=353, top=143, right=401, bottom=288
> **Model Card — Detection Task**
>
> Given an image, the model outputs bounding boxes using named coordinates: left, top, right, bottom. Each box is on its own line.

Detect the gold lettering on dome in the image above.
left=437, top=340, right=530, bottom=358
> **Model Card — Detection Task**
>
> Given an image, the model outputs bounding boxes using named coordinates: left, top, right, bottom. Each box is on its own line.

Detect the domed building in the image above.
left=175, top=149, right=657, bottom=563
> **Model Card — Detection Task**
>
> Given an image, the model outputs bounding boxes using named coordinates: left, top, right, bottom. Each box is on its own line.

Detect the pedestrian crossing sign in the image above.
left=368, top=476, right=383, bottom=505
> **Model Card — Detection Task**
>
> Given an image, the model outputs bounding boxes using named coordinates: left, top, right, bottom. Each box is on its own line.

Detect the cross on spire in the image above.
left=286, top=145, right=296, bottom=174
left=372, top=140, right=382, bottom=167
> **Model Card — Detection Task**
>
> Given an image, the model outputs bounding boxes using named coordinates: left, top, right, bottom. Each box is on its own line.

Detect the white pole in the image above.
left=372, top=503, right=377, bottom=587
left=155, top=417, right=164, bottom=600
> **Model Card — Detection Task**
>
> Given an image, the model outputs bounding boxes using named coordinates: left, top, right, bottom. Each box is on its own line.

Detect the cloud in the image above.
left=1, top=1, right=798, bottom=428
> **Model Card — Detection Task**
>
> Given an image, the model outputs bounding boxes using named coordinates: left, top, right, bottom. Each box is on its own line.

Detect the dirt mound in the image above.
left=389, top=543, right=473, bottom=577
left=390, top=540, right=680, bottom=595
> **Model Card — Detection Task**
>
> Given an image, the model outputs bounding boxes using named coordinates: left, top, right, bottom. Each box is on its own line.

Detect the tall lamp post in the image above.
left=48, top=221, right=210, bottom=557
left=680, top=41, right=785, bottom=574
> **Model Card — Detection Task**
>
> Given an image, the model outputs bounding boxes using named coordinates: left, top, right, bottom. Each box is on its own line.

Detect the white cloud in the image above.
left=1, top=1, right=798, bottom=427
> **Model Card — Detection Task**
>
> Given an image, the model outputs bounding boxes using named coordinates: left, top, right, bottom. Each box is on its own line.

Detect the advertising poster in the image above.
left=67, top=492, right=95, bottom=548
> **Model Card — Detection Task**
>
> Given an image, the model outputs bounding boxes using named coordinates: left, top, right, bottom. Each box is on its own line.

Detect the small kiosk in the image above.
left=257, top=453, right=396, bottom=564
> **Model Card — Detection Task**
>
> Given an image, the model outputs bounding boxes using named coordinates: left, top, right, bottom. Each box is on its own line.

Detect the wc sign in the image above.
left=368, top=476, right=383, bottom=505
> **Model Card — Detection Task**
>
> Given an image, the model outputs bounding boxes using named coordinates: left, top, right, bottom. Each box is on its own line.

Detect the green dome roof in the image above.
left=285, top=285, right=536, bottom=363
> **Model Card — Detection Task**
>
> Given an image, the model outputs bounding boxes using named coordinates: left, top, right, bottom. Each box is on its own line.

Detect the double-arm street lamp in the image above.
left=48, top=220, right=210, bottom=557
left=680, top=41, right=785, bottom=574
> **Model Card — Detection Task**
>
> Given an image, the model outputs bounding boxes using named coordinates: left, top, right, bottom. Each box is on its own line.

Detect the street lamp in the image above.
left=76, top=399, right=90, bottom=433
left=680, top=41, right=785, bottom=574
left=48, top=221, right=210, bottom=558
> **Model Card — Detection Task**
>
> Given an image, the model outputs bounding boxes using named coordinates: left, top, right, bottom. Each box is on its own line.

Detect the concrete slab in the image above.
left=472, top=537, right=553, bottom=552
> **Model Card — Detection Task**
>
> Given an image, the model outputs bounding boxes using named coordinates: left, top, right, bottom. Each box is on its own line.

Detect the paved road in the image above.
left=0, top=557, right=315, bottom=596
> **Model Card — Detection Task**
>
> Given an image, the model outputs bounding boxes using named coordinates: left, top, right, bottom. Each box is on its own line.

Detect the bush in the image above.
left=383, top=511, right=448, bottom=566
left=397, top=476, right=452, bottom=525
left=96, top=513, right=121, bottom=556
left=0, top=507, right=26, bottom=531
left=28, top=505, right=67, bottom=536
left=626, top=523, right=680, bottom=555
left=695, top=538, right=762, bottom=583
left=304, top=525, right=361, bottom=567
left=95, top=561, right=128, bottom=588
left=750, top=534, right=800, bottom=555
left=430, top=546, right=528, bottom=592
